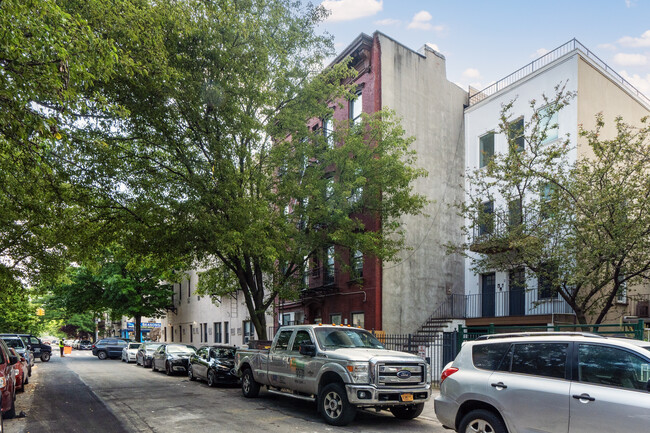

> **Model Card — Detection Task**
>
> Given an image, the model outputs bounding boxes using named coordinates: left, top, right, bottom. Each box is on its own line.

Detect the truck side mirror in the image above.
left=299, top=343, right=316, bottom=357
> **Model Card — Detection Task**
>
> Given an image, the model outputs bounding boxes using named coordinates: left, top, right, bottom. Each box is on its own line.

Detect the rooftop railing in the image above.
left=469, top=39, right=650, bottom=108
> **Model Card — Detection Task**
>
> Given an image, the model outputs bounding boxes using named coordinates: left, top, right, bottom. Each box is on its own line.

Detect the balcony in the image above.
left=464, top=289, right=573, bottom=321
left=301, top=267, right=340, bottom=299
left=470, top=211, right=540, bottom=255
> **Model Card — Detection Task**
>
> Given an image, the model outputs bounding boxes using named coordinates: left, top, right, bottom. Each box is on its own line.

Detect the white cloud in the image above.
left=374, top=18, right=400, bottom=26
left=321, top=0, right=383, bottom=22
left=531, top=48, right=549, bottom=58
left=618, top=30, right=650, bottom=47
left=613, top=52, right=648, bottom=66
left=424, top=42, right=440, bottom=52
left=462, top=68, right=481, bottom=79
left=620, top=70, right=650, bottom=95
left=408, top=10, right=437, bottom=31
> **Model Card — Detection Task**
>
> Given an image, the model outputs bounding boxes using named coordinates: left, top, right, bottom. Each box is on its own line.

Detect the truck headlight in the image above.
left=347, top=362, right=370, bottom=384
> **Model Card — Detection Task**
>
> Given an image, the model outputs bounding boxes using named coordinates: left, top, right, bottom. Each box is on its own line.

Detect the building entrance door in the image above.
left=481, top=273, right=495, bottom=317
left=509, top=268, right=526, bottom=316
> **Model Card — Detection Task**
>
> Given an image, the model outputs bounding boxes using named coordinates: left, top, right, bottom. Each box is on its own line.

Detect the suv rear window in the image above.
left=472, top=343, right=511, bottom=370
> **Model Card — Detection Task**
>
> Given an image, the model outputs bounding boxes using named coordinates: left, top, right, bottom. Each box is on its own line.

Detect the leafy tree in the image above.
left=453, top=86, right=650, bottom=325
left=57, top=0, right=427, bottom=339
left=0, top=277, right=44, bottom=334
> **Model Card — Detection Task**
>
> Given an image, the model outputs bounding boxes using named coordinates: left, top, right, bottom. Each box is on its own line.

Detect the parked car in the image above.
left=92, top=338, right=128, bottom=360
left=152, top=344, right=196, bottom=375
left=0, top=339, right=17, bottom=419
left=235, top=324, right=432, bottom=426
left=188, top=345, right=239, bottom=387
left=136, top=342, right=162, bottom=368
left=7, top=348, right=27, bottom=392
left=79, top=340, right=93, bottom=350
left=121, top=342, right=142, bottom=363
left=435, top=332, right=650, bottom=433
left=17, top=334, right=52, bottom=362
left=0, top=335, right=33, bottom=374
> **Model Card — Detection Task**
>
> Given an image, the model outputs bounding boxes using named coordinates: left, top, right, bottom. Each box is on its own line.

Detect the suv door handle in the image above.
left=490, top=382, right=507, bottom=389
left=572, top=393, right=595, bottom=402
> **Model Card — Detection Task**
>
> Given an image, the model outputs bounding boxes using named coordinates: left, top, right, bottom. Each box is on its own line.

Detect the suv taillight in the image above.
left=440, top=367, right=459, bottom=384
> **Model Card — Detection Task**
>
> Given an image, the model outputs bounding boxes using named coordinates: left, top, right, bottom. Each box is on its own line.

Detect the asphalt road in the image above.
left=4, top=350, right=449, bottom=433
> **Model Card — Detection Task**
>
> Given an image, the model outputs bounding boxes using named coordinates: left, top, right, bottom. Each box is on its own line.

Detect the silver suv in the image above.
left=434, top=332, right=650, bottom=433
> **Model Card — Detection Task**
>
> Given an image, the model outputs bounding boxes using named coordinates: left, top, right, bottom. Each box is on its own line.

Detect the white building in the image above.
left=158, top=270, right=274, bottom=347
left=464, top=39, right=650, bottom=327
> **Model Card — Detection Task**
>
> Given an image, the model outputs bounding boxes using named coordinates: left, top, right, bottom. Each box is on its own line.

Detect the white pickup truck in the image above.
left=234, top=324, right=431, bottom=426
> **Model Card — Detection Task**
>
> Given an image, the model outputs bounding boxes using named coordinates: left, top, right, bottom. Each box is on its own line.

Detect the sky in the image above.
left=316, top=0, right=650, bottom=96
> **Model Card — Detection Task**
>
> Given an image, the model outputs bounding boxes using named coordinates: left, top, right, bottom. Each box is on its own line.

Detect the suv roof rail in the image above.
left=475, top=332, right=606, bottom=341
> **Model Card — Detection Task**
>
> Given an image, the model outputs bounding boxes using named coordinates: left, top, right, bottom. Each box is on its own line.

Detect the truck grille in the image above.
left=376, top=362, right=426, bottom=387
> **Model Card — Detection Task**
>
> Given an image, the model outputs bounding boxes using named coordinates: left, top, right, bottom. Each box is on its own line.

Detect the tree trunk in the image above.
left=134, top=314, right=142, bottom=342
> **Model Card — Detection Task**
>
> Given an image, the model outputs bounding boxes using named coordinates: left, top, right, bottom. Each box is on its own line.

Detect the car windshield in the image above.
left=145, top=344, right=162, bottom=353
left=128, top=343, right=142, bottom=349
left=3, top=338, right=25, bottom=349
left=167, top=345, right=195, bottom=354
left=213, top=348, right=235, bottom=359
left=314, top=328, right=385, bottom=350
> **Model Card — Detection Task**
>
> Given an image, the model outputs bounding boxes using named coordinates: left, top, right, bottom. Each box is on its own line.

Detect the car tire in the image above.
left=390, top=403, right=424, bottom=420
left=459, top=409, right=507, bottom=433
left=241, top=368, right=260, bottom=398
left=28, top=365, right=32, bottom=377
left=40, top=352, right=50, bottom=362
left=188, top=365, right=196, bottom=381
left=97, top=351, right=108, bottom=360
left=165, top=362, right=172, bottom=376
left=207, top=370, right=217, bottom=388
left=152, top=361, right=158, bottom=372
left=319, top=383, right=356, bottom=426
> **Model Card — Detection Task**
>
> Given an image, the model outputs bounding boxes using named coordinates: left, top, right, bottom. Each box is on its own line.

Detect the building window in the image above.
left=243, top=320, right=254, bottom=344
left=351, top=312, right=365, bottom=328
left=508, top=117, right=525, bottom=152
left=323, top=117, right=334, bottom=148
left=179, top=325, right=182, bottom=342
left=203, top=323, right=208, bottom=343
left=540, top=182, right=554, bottom=219
left=537, top=261, right=559, bottom=299
left=330, top=313, right=342, bottom=325
left=478, top=200, right=494, bottom=236
left=189, top=324, right=193, bottom=343
left=214, top=322, right=222, bottom=343
left=508, top=198, right=523, bottom=228
left=538, top=105, right=559, bottom=144
left=164, top=327, right=167, bottom=341
left=350, top=90, right=362, bottom=124
left=224, top=321, right=229, bottom=344
left=351, top=249, right=363, bottom=279
left=479, top=132, right=494, bottom=168
left=616, top=274, right=628, bottom=304
left=302, top=256, right=309, bottom=289
left=325, top=246, right=335, bottom=285
left=170, top=325, right=174, bottom=342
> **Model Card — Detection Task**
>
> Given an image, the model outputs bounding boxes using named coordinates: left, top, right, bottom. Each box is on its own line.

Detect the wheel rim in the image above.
left=208, top=372, right=215, bottom=386
left=243, top=373, right=251, bottom=393
left=465, top=418, right=495, bottom=433
left=323, top=391, right=343, bottom=419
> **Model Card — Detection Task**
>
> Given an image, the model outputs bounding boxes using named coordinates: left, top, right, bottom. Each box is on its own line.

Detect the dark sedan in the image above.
left=136, top=342, right=162, bottom=368
left=188, top=345, right=239, bottom=387
left=151, top=344, right=196, bottom=375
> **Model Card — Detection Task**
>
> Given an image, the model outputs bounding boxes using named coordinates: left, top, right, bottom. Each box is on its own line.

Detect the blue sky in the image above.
left=317, top=0, right=650, bottom=96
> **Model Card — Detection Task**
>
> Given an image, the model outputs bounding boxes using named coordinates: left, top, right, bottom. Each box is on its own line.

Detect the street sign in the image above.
left=36, top=308, right=45, bottom=316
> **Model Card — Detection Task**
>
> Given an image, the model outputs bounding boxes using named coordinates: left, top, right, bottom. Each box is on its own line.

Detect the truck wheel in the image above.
left=241, top=368, right=260, bottom=398
left=97, top=351, right=107, bottom=360
left=390, top=403, right=425, bottom=420
left=40, top=352, right=51, bottom=362
left=319, top=383, right=356, bottom=426
left=459, top=409, right=507, bottom=433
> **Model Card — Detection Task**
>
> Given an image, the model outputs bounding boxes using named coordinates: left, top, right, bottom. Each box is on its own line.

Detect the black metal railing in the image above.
left=469, top=39, right=650, bottom=107
left=464, top=290, right=573, bottom=319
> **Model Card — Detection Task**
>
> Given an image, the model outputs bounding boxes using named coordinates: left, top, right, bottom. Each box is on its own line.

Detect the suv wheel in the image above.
left=319, top=383, right=356, bottom=426
left=459, top=409, right=507, bottom=433
left=390, top=403, right=425, bottom=420
left=40, top=352, right=50, bottom=362
left=97, top=351, right=108, bottom=360
left=241, top=368, right=260, bottom=398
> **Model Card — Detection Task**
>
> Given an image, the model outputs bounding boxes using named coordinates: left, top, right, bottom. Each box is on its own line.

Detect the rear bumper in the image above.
left=434, top=394, right=459, bottom=429
left=345, top=384, right=431, bottom=407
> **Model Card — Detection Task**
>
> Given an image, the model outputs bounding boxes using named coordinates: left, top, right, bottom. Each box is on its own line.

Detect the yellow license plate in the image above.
left=401, top=393, right=414, bottom=402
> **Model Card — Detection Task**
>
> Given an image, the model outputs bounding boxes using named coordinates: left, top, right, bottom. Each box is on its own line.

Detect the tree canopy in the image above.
left=454, top=86, right=650, bottom=324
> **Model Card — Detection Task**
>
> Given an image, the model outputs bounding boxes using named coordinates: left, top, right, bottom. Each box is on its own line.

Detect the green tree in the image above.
left=58, top=0, right=427, bottom=339
left=453, top=86, right=650, bottom=325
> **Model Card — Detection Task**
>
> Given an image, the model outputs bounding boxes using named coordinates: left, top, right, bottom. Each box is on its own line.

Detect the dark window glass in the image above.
left=479, top=200, right=494, bottom=236
left=510, top=343, right=568, bottom=379
left=578, top=344, right=650, bottom=391
left=479, top=132, right=495, bottom=168
left=538, top=261, right=559, bottom=299
left=291, top=330, right=313, bottom=352
left=508, top=198, right=522, bottom=227
left=274, top=330, right=293, bottom=351
left=508, top=118, right=525, bottom=152
left=472, top=343, right=512, bottom=370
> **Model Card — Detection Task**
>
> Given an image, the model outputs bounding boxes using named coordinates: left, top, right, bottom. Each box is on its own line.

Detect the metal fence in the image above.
left=372, top=331, right=458, bottom=387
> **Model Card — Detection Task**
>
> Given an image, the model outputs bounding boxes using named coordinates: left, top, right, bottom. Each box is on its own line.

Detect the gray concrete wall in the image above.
left=378, top=33, right=467, bottom=334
